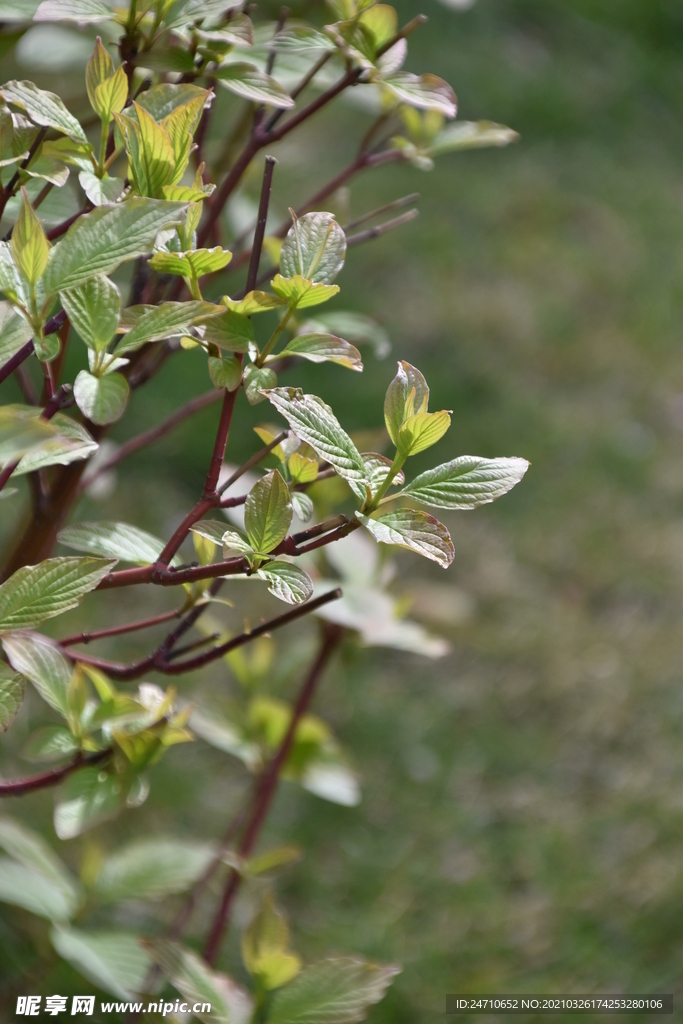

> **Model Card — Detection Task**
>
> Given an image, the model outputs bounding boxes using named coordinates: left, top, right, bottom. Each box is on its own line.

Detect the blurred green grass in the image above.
left=1, top=1, right=682, bottom=1020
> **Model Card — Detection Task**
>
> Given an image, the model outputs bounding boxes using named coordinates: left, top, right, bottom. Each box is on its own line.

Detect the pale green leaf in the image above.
left=245, top=470, right=292, bottom=554
left=280, top=212, right=346, bottom=285
left=300, top=758, right=361, bottom=807
left=263, top=388, right=370, bottom=497
left=58, top=521, right=174, bottom=565
left=362, top=453, right=404, bottom=496
left=2, top=632, right=71, bottom=715
left=114, top=103, right=175, bottom=198
left=429, top=120, right=519, bottom=155
left=22, top=724, right=79, bottom=761
left=146, top=940, right=254, bottom=1024
left=190, top=707, right=260, bottom=769
left=384, top=360, right=429, bottom=445
left=356, top=509, right=454, bottom=567
left=214, top=63, right=294, bottom=108
left=209, top=354, right=242, bottom=390
left=243, top=895, right=301, bottom=990
left=95, top=838, right=215, bottom=902
left=0, top=302, right=32, bottom=365
left=85, top=36, right=113, bottom=112
left=74, top=369, right=129, bottom=425
left=13, top=413, right=97, bottom=475
left=161, top=90, right=209, bottom=183
left=114, top=300, right=217, bottom=355
left=396, top=409, right=451, bottom=456
left=290, top=491, right=314, bottom=523
left=93, top=66, right=128, bottom=122
left=0, top=859, right=76, bottom=921
left=135, top=83, right=209, bottom=123
left=277, top=333, right=362, bottom=371
left=149, top=246, right=232, bottom=278
left=0, top=240, right=27, bottom=305
left=77, top=170, right=125, bottom=206
left=60, top=275, right=120, bottom=351
left=0, top=80, right=86, bottom=142
left=0, top=664, right=24, bottom=731
left=382, top=72, right=457, bottom=118
left=54, top=767, right=123, bottom=839
left=0, top=404, right=58, bottom=465
left=223, top=290, right=284, bottom=315
left=246, top=846, right=302, bottom=876
left=43, top=198, right=187, bottom=293
left=271, top=273, right=340, bottom=309
left=268, top=958, right=401, bottom=1024
left=163, top=0, right=244, bottom=31
left=270, top=26, right=336, bottom=53
left=0, top=817, right=81, bottom=909
left=257, top=561, right=313, bottom=605
left=51, top=927, right=154, bottom=999
left=34, top=0, right=112, bottom=23
left=11, top=188, right=49, bottom=285
left=200, top=308, right=254, bottom=352
left=244, top=363, right=276, bottom=405
left=401, top=456, right=529, bottom=509
left=0, top=556, right=116, bottom=631
left=288, top=452, right=318, bottom=484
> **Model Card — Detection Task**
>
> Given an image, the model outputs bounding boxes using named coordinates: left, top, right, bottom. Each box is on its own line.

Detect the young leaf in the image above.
left=384, top=360, right=429, bottom=445
left=11, top=188, right=49, bottom=286
left=94, top=838, right=215, bottom=902
left=60, top=275, right=120, bottom=351
left=54, top=767, right=123, bottom=840
left=200, top=308, right=254, bottom=352
left=85, top=36, right=113, bottom=112
left=13, top=413, right=97, bottom=475
left=51, top=927, right=154, bottom=1000
left=263, top=388, right=370, bottom=498
left=0, top=664, right=24, bottom=732
left=242, top=894, right=302, bottom=990
left=148, top=246, right=232, bottom=279
left=115, top=300, right=217, bottom=355
left=43, top=199, right=187, bottom=293
left=280, top=212, right=346, bottom=285
left=78, top=170, right=125, bottom=206
left=402, top=456, right=529, bottom=509
left=58, top=521, right=173, bottom=565
left=0, top=405, right=59, bottom=466
left=191, top=519, right=241, bottom=546
left=0, top=557, right=116, bottom=631
left=209, top=354, right=242, bottom=391
left=135, top=83, right=209, bottom=123
left=146, top=940, right=254, bottom=1024
left=290, top=491, right=314, bottom=523
left=356, top=509, right=454, bottom=568
left=244, top=364, right=276, bottom=405
left=161, top=91, right=209, bottom=182
left=0, top=80, right=87, bottom=142
left=430, top=120, right=519, bottom=155
left=1, top=632, right=71, bottom=716
left=34, top=0, right=112, bottom=23
left=223, top=290, right=284, bottom=315
left=396, top=409, right=451, bottom=457
left=362, top=453, right=404, bottom=496
left=162, top=0, right=244, bottom=30
left=214, top=63, right=294, bottom=108
left=270, top=26, right=336, bottom=53
left=288, top=452, right=318, bottom=484
left=0, top=302, right=32, bottom=365
left=257, top=561, right=314, bottom=605
left=22, top=724, right=79, bottom=762
left=114, top=103, right=175, bottom=198
left=271, top=273, right=340, bottom=309
left=245, top=470, right=292, bottom=554
left=268, top=957, right=401, bottom=1024
left=382, top=72, right=457, bottom=118
left=277, top=333, right=362, bottom=371
left=74, top=370, right=129, bottom=425
left=0, top=859, right=77, bottom=922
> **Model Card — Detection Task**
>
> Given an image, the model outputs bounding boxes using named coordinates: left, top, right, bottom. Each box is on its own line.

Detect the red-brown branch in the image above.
left=0, top=749, right=110, bottom=798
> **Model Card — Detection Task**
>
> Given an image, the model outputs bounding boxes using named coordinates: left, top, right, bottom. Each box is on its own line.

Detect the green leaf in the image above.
left=356, top=509, right=454, bottom=568
left=362, top=453, right=404, bottom=496
left=85, top=36, right=113, bottom=112
left=13, top=413, right=97, bottom=475
left=270, top=26, right=336, bottom=53
left=149, top=246, right=232, bottom=278
left=74, top=369, right=129, bottom=425
left=135, top=83, right=210, bottom=124
left=278, top=333, right=362, bottom=371
left=0, top=240, right=27, bottom=305
left=263, top=388, right=370, bottom=498
left=145, top=940, right=254, bottom=1024
left=245, top=470, right=292, bottom=554
left=290, top=491, right=314, bottom=523
left=280, top=212, right=346, bottom=285
left=244, top=363, right=276, bottom=405
left=95, top=838, right=215, bottom=902
left=209, top=353, right=242, bottom=391
left=77, top=170, right=125, bottom=206
left=0, top=858, right=77, bottom=921
left=268, top=957, right=401, bottom=1024
left=11, top=188, right=49, bottom=286
left=288, top=452, right=318, bottom=484
left=160, top=91, right=209, bottom=183
left=396, top=409, right=451, bottom=456
left=54, top=767, right=122, bottom=839
left=257, top=561, right=313, bottom=605
left=114, top=103, right=175, bottom=198
left=115, top=300, right=217, bottom=355
left=0, top=404, right=58, bottom=465
left=242, top=894, right=301, bottom=990
left=34, top=0, right=112, bottom=23
left=191, top=519, right=236, bottom=545
left=51, top=927, right=154, bottom=999
left=43, top=198, right=187, bottom=293
left=271, top=273, right=340, bottom=309
left=0, top=557, right=116, bottom=631
left=93, top=66, right=128, bottom=124
left=163, top=0, right=244, bottom=31
left=223, top=290, right=284, bottom=315
left=384, top=360, right=429, bottom=446
left=214, top=62, right=294, bottom=108
left=0, top=80, right=87, bottom=142
left=401, top=456, right=529, bottom=509
left=0, top=817, right=81, bottom=908
left=429, top=120, right=519, bottom=155
left=246, top=846, right=302, bottom=876
left=2, top=632, right=71, bottom=716
left=0, top=302, right=32, bottom=365
left=382, top=72, right=457, bottom=118
left=190, top=707, right=260, bottom=769
left=60, top=275, right=120, bottom=351
left=58, top=521, right=175, bottom=565
left=200, top=308, right=254, bottom=352
left=0, top=664, right=24, bottom=731
left=22, top=724, right=79, bottom=761
left=300, top=757, right=361, bottom=807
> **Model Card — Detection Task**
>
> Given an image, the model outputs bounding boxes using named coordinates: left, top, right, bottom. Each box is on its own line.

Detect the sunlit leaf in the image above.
left=402, top=455, right=529, bottom=509
left=0, top=664, right=24, bottom=731
left=0, top=404, right=58, bottom=466
left=115, top=300, right=217, bottom=355
left=384, top=360, right=429, bottom=445
left=148, top=246, right=232, bottom=279
left=280, top=212, right=346, bottom=285
left=257, top=561, right=313, bottom=604
left=277, top=333, right=362, bottom=371
left=0, top=557, right=116, bottom=631
left=244, top=363, right=276, bottom=405
left=2, top=632, right=71, bottom=715
left=208, top=353, right=242, bottom=391
left=0, top=79, right=87, bottom=141
left=13, top=413, right=97, bottom=475
left=77, top=170, right=125, bottom=206
left=0, top=302, right=32, bottom=365
left=214, top=63, right=294, bottom=108
left=200, top=308, right=254, bottom=352
left=429, top=120, right=519, bottom=155
left=74, top=369, right=129, bottom=425
left=58, top=521, right=173, bottom=565
left=34, top=0, right=112, bottom=23
left=382, top=72, right=457, bottom=118
left=245, top=470, right=292, bottom=554
left=51, top=927, right=153, bottom=999
left=60, top=275, right=120, bottom=351
left=357, top=509, right=454, bottom=567
left=396, top=409, right=451, bottom=456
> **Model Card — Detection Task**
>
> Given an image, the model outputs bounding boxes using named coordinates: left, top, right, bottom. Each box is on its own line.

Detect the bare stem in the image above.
left=0, top=749, right=110, bottom=798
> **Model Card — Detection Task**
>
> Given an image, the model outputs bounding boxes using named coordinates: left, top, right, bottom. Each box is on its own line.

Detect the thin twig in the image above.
left=0, top=749, right=110, bottom=798
left=343, top=192, right=420, bottom=233
left=346, top=208, right=419, bottom=248
left=60, top=608, right=184, bottom=646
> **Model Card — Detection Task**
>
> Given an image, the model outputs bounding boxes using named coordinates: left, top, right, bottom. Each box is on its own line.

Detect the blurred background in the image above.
left=0, top=0, right=682, bottom=1019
